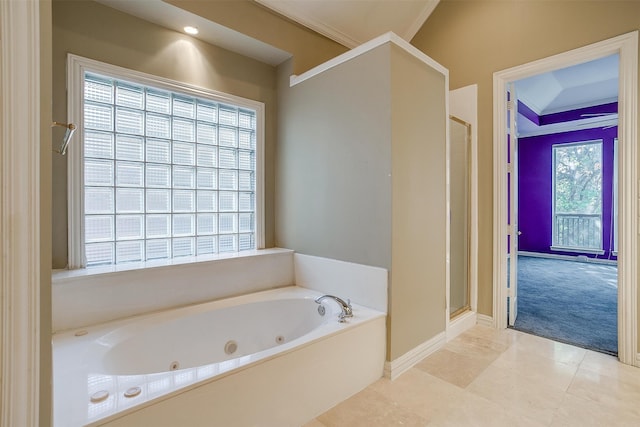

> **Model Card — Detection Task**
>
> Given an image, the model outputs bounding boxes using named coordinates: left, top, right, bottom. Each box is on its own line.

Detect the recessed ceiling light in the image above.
left=184, top=26, right=199, bottom=35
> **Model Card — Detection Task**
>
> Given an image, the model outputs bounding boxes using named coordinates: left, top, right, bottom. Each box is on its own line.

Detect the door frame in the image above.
left=507, top=82, right=519, bottom=326
left=492, top=31, right=639, bottom=366
left=1, top=0, right=44, bottom=425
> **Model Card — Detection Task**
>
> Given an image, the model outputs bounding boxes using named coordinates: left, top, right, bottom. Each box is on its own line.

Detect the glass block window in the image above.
left=82, top=72, right=258, bottom=266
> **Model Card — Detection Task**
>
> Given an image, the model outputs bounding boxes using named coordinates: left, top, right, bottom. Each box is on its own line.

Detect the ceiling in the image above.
left=515, top=55, right=619, bottom=115
left=255, top=0, right=440, bottom=48
left=95, top=0, right=292, bottom=66
left=97, top=0, right=439, bottom=65
left=97, top=0, right=618, bottom=138
left=515, top=54, right=619, bottom=137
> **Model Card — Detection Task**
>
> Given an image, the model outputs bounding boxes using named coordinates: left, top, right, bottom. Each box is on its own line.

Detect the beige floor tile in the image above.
left=462, top=325, right=520, bottom=346
left=311, top=326, right=640, bottom=427
left=514, top=331, right=587, bottom=365
left=368, top=368, right=463, bottom=421
left=492, top=345, right=579, bottom=391
left=444, top=333, right=509, bottom=362
left=550, top=393, right=640, bottom=427
left=578, top=349, right=640, bottom=385
left=566, top=368, right=640, bottom=418
left=301, top=419, right=327, bottom=427
left=427, top=390, right=546, bottom=427
left=414, top=348, right=492, bottom=388
left=466, top=364, right=566, bottom=424
left=316, top=388, right=428, bottom=427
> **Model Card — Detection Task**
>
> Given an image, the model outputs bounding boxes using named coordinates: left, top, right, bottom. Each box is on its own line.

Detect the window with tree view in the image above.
left=552, top=140, right=603, bottom=251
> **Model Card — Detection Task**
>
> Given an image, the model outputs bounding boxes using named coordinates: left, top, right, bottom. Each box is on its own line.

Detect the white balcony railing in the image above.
left=553, top=213, right=602, bottom=250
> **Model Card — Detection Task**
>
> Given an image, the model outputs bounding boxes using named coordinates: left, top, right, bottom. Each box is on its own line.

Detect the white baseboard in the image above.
left=519, top=251, right=617, bottom=265
left=447, top=311, right=476, bottom=341
left=636, top=353, right=640, bottom=367
left=384, top=332, right=445, bottom=381
left=476, top=314, right=494, bottom=328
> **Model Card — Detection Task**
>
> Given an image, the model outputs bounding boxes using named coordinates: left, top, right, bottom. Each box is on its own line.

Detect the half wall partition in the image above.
left=276, top=32, right=449, bottom=378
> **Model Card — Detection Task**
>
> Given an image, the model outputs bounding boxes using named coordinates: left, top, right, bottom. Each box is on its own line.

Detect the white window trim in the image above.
left=67, top=54, right=265, bottom=269
left=551, top=139, right=603, bottom=251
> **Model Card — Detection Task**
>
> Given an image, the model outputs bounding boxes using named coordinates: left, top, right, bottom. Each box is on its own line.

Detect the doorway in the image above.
left=493, top=32, right=639, bottom=366
left=509, top=56, right=619, bottom=355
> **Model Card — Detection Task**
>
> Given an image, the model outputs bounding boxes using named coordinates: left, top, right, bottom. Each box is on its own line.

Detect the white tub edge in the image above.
left=53, top=286, right=386, bottom=427
left=98, top=316, right=386, bottom=427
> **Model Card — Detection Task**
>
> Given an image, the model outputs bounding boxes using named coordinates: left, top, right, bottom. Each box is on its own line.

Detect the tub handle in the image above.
left=315, top=295, right=353, bottom=322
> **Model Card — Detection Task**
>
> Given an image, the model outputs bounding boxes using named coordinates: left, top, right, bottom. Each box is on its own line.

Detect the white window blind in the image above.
left=73, top=62, right=263, bottom=267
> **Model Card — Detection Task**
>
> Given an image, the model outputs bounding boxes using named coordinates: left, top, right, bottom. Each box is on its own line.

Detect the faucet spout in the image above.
left=315, top=295, right=353, bottom=322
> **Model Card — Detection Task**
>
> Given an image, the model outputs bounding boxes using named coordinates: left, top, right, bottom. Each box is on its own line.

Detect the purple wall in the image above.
left=518, top=101, right=617, bottom=127
left=518, top=126, right=617, bottom=260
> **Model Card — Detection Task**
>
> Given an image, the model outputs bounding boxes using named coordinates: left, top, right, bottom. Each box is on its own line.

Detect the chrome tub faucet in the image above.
left=315, top=295, right=353, bottom=322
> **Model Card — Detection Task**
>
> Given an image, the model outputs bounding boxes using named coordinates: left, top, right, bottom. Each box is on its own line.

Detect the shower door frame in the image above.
left=446, top=85, right=479, bottom=339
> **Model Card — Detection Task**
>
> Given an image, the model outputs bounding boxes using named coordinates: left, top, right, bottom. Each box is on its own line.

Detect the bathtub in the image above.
left=53, top=286, right=386, bottom=426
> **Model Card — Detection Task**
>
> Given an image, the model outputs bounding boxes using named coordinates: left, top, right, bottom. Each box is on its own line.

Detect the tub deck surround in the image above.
left=294, top=253, right=388, bottom=313
left=52, top=248, right=295, bottom=332
left=52, top=248, right=390, bottom=333
left=53, top=286, right=386, bottom=427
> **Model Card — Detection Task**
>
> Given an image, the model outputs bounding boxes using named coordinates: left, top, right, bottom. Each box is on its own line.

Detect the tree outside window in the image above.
left=553, top=140, right=602, bottom=250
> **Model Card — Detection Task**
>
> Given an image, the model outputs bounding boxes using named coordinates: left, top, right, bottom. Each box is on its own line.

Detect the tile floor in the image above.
left=304, top=325, right=640, bottom=426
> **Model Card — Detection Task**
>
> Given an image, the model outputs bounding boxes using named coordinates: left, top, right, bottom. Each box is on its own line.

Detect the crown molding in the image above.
left=256, top=0, right=439, bottom=49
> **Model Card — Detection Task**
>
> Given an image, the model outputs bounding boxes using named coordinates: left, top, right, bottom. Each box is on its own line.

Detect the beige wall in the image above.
left=276, top=43, right=447, bottom=361
left=389, top=45, right=447, bottom=359
left=166, top=0, right=348, bottom=75
left=412, top=0, right=640, bottom=329
left=52, top=0, right=280, bottom=267
left=275, top=48, right=393, bottom=269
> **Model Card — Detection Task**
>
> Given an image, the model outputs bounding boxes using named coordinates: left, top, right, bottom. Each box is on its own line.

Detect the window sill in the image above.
left=549, top=246, right=605, bottom=255
left=52, top=248, right=292, bottom=284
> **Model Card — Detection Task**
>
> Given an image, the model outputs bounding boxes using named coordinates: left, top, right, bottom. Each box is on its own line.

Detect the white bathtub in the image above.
left=53, top=286, right=386, bottom=426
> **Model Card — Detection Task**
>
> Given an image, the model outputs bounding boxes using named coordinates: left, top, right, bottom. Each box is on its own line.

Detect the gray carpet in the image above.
left=512, top=255, right=618, bottom=355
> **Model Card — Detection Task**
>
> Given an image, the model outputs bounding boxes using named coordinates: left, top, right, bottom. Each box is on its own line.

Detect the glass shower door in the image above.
left=450, top=116, right=471, bottom=318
